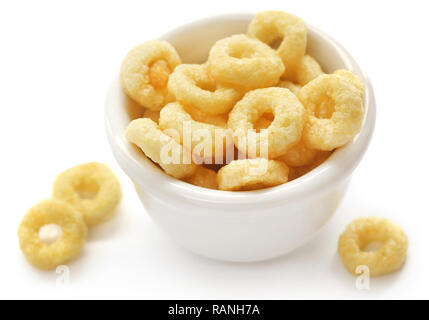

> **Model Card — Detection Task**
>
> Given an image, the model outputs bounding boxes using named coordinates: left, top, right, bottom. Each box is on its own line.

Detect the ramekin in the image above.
left=105, top=14, right=376, bottom=262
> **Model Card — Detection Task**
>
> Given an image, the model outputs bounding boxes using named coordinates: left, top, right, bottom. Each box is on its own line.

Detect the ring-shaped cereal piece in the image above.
left=126, top=118, right=196, bottom=179
left=248, top=11, right=307, bottom=79
left=120, top=40, right=181, bottom=110
left=17, top=199, right=87, bottom=270
left=208, top=34, right=284, bottom=90
left=291, top=55, right=324, bottom=86
left=168, top=64, right=242, bottom=115
left=52, top=162, right=122, bottom=227
left=277, top=140, right=320, bottom=167
left=338, top=217, right=408, bottom=277
left=217, top=158, right=289, bottom=191
left=159, top=102, right=233, bottom=162
left=228, top=87, right=305, bottom=158
left=298, top=74, right=364, bottom=151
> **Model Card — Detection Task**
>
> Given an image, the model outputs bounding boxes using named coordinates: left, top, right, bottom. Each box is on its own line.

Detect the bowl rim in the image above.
left=105, top=13, right=376, bottom=206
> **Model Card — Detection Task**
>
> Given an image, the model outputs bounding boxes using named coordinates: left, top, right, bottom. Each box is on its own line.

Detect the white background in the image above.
left=0, top=0, right=428, bottom=300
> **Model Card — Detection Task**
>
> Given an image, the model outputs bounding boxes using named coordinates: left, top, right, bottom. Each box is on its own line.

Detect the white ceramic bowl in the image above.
left=105, top=14, right=376, bottom=262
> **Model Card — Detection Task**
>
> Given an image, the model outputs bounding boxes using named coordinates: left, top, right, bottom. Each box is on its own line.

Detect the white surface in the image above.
left=106, top=15, right=376, bottom=262
left=0, top=0, right=427, bottom=299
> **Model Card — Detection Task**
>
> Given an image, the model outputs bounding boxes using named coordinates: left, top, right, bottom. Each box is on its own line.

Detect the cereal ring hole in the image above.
left=38, top=224, right=63, bottom=245
left=269, top=36, right=283, bottom=50
left=149, top=60, right=171, bottom=89
left=362, top=241, right=385, bottom=252
left=196, top=79, right=217, bottom=92
left=229, top=43, right=257, bottom=59
left=74, top=178, right=100, bottom=200
left=254, top=112, right=274, bottom=132
left=315, top=97, right=335, bottom=119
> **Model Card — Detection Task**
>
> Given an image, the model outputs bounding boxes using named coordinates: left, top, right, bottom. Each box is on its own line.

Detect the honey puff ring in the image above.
left=120, top=40, right=181, bottom=110
left=18, top=199, right=87, bottom=270
left=52, top=162, right=122, bottom=227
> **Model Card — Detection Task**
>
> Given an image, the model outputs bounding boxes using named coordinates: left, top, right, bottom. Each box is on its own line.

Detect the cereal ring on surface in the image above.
left=208, top=34, right=284, bottom=90
left=17, top=199, right=87, bottom=270
left=248, top=11, right=307, bottom=78
left=338, top=217, right=408, bottom=277
left=217, top=158, right=289, bottom=191
left=228, top=87, right=305, bottom=158
left=291, top=55, right=324, bottom=85
left=143, top=109, right=160, bottom=123
left=168, top=64, right=242, bottom=115
left=126, top=118, right=196, bottom=179
left=159, top=102, right=233, bottom=162
left=334, top=69, right=365, bottom=98
left=120, top=40, right=181, bottom=110
left=298, top=74, right=364, bottom=151
left=52, top=162, right=122, bottom=227
left=277, top=80, right=302, bottom=96
left=184, top=166, right=218, bottom=190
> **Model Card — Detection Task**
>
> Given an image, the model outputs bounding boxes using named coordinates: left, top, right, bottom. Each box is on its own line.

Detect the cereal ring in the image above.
left=52, top=162, right=122, bottom=227
left=217, top=158, right=289, bottom=191
left=126, top=118, right=196, bottom=179
left=248, top=11, right=307, bottom=78
left=168, top=64, right=242, bottom=115
left=159, top=102, right=233, bottom=161
left=298, top=74, right=364, bottom=151
left=228, top=87, right=305, bottom=158
left=184, top=166, right=218, bottom=190
left=143, top=109, right=160, bottom=123
left=208, top=34, right=284, bottom=89
left=185, top=105, right=228, bottom=128
left=277, top=80, right=302, bottom=96
left=120, top=40, right=181, bottom=110
left=338, top=217, right=408, bottom=277
left=277, top=140, right=320, bottom=167
left=334, top=69, right=365, bottom=98
left=17, top=199, right=87, bottom=270
left=291, top=55, right=324, bottom=85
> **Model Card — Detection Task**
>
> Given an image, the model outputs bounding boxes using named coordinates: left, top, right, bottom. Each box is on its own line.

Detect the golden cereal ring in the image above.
left=159, top=102, right=233, bottom=162
left=277, top=80, right=302, bottom=96
left=208, top=34, right=284, bottom=90
left=126, top=118, right=196, bottom=179
left=299, top=74, right=364, bottom=151
left=184, top=166, right=218, bottom=190
left=120, top=40, right=181, bottom=110
left=185, top=105, right=228, bottom=128
left=52, top=162, right=122, bottom=227
left=143, top=109, right=160, bottom=123
left=248, top=11, right=307, bottom=78
left=291, top=55, right=324, bottom=85
left=334, top=69, right=365, bottom=98
left=338, top=217, right=408, bottom=277
left=228, top=87, right=305, bottom=158
left=217, top=158, right=289, bottom=191
left=17, top=199, right=87, bottom=270
left=168, top=64, right=242, bottom=115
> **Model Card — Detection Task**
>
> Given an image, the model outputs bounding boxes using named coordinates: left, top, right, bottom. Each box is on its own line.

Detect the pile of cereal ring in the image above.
left=122, top=11, right=365, bottom=192
left=17, top=162, right=121, bottom=270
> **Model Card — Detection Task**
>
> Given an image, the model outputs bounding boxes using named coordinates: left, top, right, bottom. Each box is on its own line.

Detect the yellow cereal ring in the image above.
left=159, top=102, right=233, bottom=162
left=184, top=166, right=218, bottom=190
left=120, top=40, right=181, bottom=110
left=126, top=118, right=196, bottom=179
left=291, top=55, right=324, bottom=85
left=52, top=162, right=122, bottom=227
left=338, top=217, right=408, bottom=277
left=185, top=105, right=228, bottom=128
left=17, top=199, right=87, bottom=270
left=248, top=11, right=307, bottom=78
left=228, top=87, right=305, bottom=158
left=168, top=64, right=242, bottom=115
left=143, top=109, right=160, bottom=123
left=277, top=80, right=302, bottom=96
left=217, top=158, right=289, bottom=191
left=334, top=69, right=365, bottom=98
left=277, top=140, right=320, bottom=167
left=208, top=34, right=284, bottom=90
left=299, top=74, right=364, bottom=151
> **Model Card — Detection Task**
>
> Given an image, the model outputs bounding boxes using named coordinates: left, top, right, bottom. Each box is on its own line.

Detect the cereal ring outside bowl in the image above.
left=17, top=199, right=87, bottom=270
left=338, top=217, right=408, bottom=277
left=52, top=162, right=122, bottom=227
left=208, top=34, right=284, bottom=90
